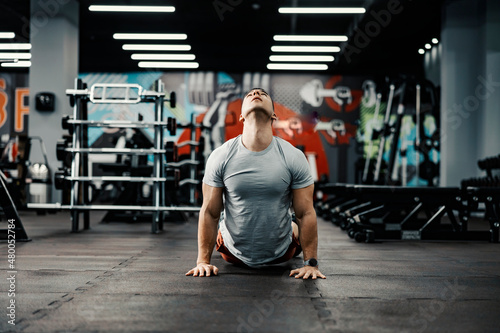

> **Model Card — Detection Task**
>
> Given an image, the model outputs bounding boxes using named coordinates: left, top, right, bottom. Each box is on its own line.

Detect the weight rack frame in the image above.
left=317, top=183, right=499, bottom=242
left=29, top=79, right=200, bottom=233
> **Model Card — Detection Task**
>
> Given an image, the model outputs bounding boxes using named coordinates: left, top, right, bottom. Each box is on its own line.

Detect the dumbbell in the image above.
left=165, top=168, right=180, bottom=189
left=169, top=91, right=176, bottom=109
left=56, top=140, right=70, bottom=161
left=353, top=229, right=375, bottom=243
left=165, top=141, right=178, bottom=163
left=300, top=79, right=352, bottom=107
left=56, top=139, right=73, bottom=168
left=54, top=168, right=69, bottom=190
left=167, top=117, right=177, bottom=136
left=61, top=115, right=74, bottom=134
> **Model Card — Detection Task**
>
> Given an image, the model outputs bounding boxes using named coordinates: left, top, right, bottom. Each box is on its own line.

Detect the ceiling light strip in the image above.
left=271, top=46, right=340, bottom=53
left=138, top=61, right=199, bottom=69
left=278, top=7, right=366, bottom=14
left=131, top=53, right=196, bottom=60
left=1, top=61, right=31, bottom=67
left=114, top=33, right=187, bottom=40
left=0, top=43, right=32, bottom=50
left=89, top=5, right=175, bottom=13
left=269, top=55, right=334, bottom=62
left=267, top=63, right=328, bottom=70
left=0, top=32, right=15, bottom=39
left=122, top=44, right=191, bottom=51
left=0, top=53, right=31, bottom=59
left=274, top=35, right=347, bottom=42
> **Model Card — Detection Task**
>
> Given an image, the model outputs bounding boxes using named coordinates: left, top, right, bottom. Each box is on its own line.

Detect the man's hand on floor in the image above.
left=290, top=266, right=326, bottom=280
left=186, top=263, right=219, bottom=277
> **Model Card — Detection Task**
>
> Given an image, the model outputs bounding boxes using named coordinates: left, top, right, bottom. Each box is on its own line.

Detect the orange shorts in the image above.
left=216, top=229, right=302, bottom=266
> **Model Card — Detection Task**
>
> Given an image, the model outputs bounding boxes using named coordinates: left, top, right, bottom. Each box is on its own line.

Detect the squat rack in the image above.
left=29, top=78, right=200, bottom=233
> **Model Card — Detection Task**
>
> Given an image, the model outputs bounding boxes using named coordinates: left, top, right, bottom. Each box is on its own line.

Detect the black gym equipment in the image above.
left=362, top=77, right=440, bottom=186
left=0, top=170, right=30, bottom=241
left=317, top=182, right=499, bottom=243
left=28, top=78, right=198, bottom=234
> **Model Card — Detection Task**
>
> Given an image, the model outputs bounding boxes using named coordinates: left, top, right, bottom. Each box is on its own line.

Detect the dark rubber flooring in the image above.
left=1, top=210, right=499, bottom=333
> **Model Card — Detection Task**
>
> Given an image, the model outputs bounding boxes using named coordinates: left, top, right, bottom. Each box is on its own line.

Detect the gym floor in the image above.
left=1, top=211, right=499, bottom=333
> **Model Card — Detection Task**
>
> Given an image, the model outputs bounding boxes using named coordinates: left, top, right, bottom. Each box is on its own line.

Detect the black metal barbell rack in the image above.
left=28, top=78, right=200, bottom=233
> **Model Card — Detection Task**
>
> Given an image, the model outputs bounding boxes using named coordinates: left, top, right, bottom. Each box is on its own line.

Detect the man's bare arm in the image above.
left=186, top=183, right=223, bottom=277
left=290, top=184, right=326, bottom=280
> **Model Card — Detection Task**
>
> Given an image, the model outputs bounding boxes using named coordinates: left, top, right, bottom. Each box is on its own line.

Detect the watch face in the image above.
left=306, top=258, right=318, bottom=267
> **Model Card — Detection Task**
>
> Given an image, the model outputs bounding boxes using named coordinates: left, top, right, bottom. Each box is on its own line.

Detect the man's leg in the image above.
left=292, top=221, right=299, bottom=239
left=292, top=221, right=302, bottom=257
left=216, top=230, right=247, bottom=266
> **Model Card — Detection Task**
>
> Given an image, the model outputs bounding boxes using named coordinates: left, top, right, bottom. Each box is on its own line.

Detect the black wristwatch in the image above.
left=304, top=258, right=318, bottom=267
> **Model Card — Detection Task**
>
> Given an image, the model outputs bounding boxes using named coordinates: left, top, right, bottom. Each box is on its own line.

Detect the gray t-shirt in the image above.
left=203, top=135, right=314, bottom=266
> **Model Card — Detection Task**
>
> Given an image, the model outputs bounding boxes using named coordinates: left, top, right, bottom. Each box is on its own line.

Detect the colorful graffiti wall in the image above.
left=79, top=72, right=440, bottom=185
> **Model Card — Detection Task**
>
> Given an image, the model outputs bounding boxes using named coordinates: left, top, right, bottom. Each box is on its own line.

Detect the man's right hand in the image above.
left=185, top=263, right=219, bottom=277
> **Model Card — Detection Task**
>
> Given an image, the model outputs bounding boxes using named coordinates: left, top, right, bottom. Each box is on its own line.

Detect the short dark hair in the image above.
left=243, top=87, right=274, bottom=111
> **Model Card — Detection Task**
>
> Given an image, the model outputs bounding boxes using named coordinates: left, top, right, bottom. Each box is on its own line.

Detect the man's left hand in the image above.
left=290, top=266, right=326, bottom=280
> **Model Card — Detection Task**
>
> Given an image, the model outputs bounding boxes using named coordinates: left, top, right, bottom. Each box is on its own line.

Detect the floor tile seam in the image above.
left=15, top=242, right=160, bottom=332
left=304, top=274, right=500, bottom=278
left=305, top=296, right=500, bottom=302
left=435, top=257, right=500, bottom=277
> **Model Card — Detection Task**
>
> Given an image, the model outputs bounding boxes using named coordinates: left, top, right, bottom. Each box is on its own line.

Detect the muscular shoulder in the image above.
left=274, top=136, right=305, bottom=159
left=207, top=136, right=240, bottom=162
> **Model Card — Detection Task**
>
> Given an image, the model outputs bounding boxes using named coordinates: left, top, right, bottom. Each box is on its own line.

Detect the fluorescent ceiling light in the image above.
left=138, top=61, right=199, bottom=69
left=425, top=43, right=431, bottom=49
left=432, top=38, right=439, bottom=44
left=279, top=7, right=366, bottom=14
left=113, top=33, right=187, bottom=40
left=274, top=35, right=347, bottom=42
left=269, top=55, right=334, bottom=62
left=0, top=53, right=31, bottom=59
left=0, top=43, right=31, bottom=50
left=1, top=61, right=31, bottom=67
left=89, top=5, right=175, bottom=12
left=0, top=32, right=15, bottom=39
left=122, top=44, right=191, bottom=51
left=271, top=46, right=340, bottom=53
left=267, top=63, right=328, bottom=70
left=131, top=53, right=195, bottom=60
left=418, top=49, right=425, bottom=54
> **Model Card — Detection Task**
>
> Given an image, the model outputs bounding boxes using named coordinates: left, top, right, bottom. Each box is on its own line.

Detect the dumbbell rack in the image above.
left=28, top=79, right=200, bottom=233
left=176, top=114, right=208, bottom=205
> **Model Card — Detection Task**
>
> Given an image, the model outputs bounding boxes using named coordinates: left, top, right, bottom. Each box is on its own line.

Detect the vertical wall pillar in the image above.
left=478, top=0, right=500, bottom=160
left=28, top=0, right=79, bottom=202
left=440, top=0, right=486, bottom=186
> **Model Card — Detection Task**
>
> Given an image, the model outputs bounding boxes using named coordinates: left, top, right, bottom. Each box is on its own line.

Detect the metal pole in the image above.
left=189, top=113, right=196, bottom=205
left=152, top=79, right=164, bottom=233
left=362, top=93, right=382, bottom=183
left=374, top=84, right=395, bottom=183
left=415, top=84, right=421, bottom=186
left=159, top=81, right=165, bottom=231
left=70, top=78, right=81, bottom=232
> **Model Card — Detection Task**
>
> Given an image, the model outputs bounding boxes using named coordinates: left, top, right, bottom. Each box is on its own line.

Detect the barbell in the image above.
left=300, top=79, right=353, bottom=107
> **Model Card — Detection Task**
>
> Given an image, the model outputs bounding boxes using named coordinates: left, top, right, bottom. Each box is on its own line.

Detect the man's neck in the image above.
left=241, top=113, right=274, bottom=152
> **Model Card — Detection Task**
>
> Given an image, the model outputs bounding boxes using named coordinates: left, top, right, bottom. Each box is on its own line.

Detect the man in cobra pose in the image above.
left=186, top=88, right=325, bottom=280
